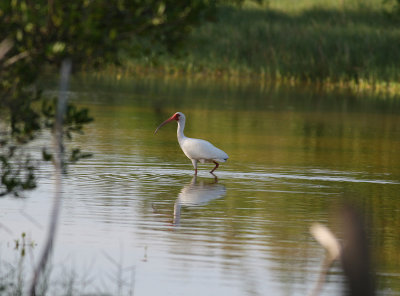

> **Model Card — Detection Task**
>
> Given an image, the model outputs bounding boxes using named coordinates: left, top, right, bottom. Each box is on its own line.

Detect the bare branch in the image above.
left=4, top=51, right=30, bottom=67
left=0, top=38, right=13, bottom=61
left=29, top=58, right=72, bottom=296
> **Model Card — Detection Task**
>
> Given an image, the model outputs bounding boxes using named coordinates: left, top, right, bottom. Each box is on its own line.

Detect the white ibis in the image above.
left=154, top=112, right=228, bottom=175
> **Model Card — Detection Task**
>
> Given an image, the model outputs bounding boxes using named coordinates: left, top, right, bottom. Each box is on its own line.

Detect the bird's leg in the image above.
left=210, top=161, right=219, bottom=174
left=191, top=159, right=198, bottom=175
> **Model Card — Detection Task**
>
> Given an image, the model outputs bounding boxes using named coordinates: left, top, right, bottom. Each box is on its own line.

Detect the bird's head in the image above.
left=154, top=112, right=185, bottom=134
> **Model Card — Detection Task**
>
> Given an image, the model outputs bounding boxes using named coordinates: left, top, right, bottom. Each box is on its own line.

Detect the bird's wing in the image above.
left=180, top=138, right=228, bottom=161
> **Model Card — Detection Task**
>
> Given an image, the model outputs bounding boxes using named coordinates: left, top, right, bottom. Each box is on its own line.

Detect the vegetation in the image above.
left=3, top=0, right=399, bottom=196
left=0, top=1, right=220, bottom=295
left=114, top=0, right=400, bottom=93
left=0, top=0, right=218, bottom=197
left=1, top=0, right=399, bottom=294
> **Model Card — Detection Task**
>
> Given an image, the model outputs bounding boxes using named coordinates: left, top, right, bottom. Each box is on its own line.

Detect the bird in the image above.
left=154, top=112, right=228, bottom=175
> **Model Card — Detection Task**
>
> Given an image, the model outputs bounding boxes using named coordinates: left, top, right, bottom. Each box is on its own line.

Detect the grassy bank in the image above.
left=109, top=0, right=400, bottom=94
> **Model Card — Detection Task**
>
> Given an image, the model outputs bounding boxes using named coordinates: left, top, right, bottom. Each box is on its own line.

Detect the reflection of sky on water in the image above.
left=2, top=154, right=389, bottom=295
left=0, top=159, right=343, bottom=295
left=2, top=79, right=400, bottom=295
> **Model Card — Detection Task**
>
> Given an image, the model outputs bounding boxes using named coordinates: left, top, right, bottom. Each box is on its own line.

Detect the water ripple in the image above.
left=72, top=161, right=400, bottom=185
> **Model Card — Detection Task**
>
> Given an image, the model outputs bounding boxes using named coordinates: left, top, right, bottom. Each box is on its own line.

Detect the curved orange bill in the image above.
left=154, top=116, right=175, bottom=134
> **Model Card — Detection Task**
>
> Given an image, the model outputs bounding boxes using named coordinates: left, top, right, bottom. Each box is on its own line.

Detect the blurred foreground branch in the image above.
left=0, top=0, right=218, bottom=197
left=29, top=58, right=71, bottom=296
left=309, top=204, right=375, bottom=296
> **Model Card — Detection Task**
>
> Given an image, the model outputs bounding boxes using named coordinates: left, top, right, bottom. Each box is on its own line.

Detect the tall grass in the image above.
left=116, top=0, right=400, bottom=93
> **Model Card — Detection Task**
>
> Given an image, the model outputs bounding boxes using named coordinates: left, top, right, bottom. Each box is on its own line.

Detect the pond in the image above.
left=1, top=76, right=400, bottom=295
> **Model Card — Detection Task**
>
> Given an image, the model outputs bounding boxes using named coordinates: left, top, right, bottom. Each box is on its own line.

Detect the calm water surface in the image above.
left=1, top=77, right=400, bottom=295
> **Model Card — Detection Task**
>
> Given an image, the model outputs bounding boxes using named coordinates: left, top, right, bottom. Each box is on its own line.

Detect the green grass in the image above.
left=109, top=0, right=400, bottom=94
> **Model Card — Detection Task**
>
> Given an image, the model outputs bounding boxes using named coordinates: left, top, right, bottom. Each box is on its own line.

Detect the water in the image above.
left=1, top=77, right=400, bottom=295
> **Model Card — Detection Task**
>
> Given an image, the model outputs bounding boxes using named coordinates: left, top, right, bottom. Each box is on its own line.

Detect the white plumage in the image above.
left=155, top=112, right=228, bottom=175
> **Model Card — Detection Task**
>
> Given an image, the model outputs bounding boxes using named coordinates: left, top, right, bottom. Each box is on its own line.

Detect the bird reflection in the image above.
left=173, top=176, right=226, bottom=226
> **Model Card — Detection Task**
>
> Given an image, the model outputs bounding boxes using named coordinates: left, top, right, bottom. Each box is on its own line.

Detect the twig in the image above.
left=0, top=38, right=13, bottom=61
left=29, top=58, right=72, bottom=295
left=20, top=209, right=44, bottom=229
left=0, top=222, right=13, bottom=235
left=308, top=223, right=341, bottom=296
left=4, top=51, right=29, bottom=67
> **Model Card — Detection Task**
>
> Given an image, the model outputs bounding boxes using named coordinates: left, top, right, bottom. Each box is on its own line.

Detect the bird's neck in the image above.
left=177, top=119, right=186, bottom=142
